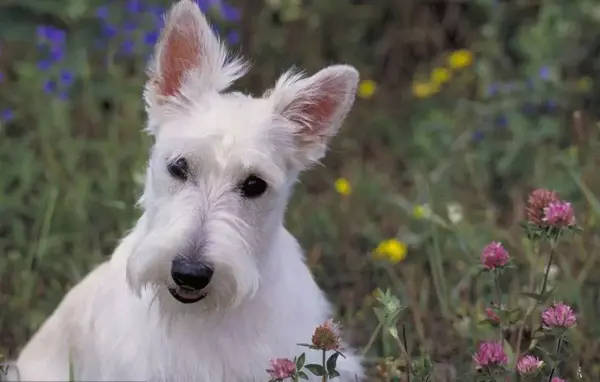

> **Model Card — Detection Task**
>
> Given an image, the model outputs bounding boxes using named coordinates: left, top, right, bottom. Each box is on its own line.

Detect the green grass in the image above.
left=2, top=0, right=600, bottom=381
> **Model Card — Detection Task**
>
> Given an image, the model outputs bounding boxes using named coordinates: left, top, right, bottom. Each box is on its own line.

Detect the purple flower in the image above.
left=516, top=355, right=543, bottom=376
left=102, top=24, right=118, bottom=39
left=38, top=26, right=66, bottom=47
left=473, top=341, right=508, bottom=368
left=144, top=31, right=159, bottom=46
left=495, top=115, right=507, bottom=128
left=539, top=66, right=551, bottom=80
left=227, top=31, right=240, bottom=44
left=43, top=80, right=56, bottom=94
left=0, top=72, right=4, bottom=83
left=195, top=0, right=214, bottom=12
left=120, top=40, right=135, bottom=55
left=266, top=358, right=296, bottom=380
left=37, top=59, right=52, bottom=71
left=58, top=91, right=69, bottom=101
left=220, top=3, right=241, bottom=22
left=543, top=201, right=575, bottom=228
left=481, top=241, right=510, bottom=270
left=96, top=6, right=110, bottom=20
left=60, top=70, right=74, bottom=85
left=472, top=130, right=484, bottom=142
left=49, top=48, right=65, bottom=62
left=542, top=303, right=576, bottom=329
left=1, top=108, right=14, bottom=122
left=126, top=0, right=143, bottom=13
left=545, top=99, right=558, bottom=112
left=486, top=83, right=499, bottom=97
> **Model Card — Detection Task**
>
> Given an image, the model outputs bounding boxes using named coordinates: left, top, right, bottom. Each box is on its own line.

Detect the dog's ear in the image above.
left=144, top=0, right=247, bottom=111
left=270, top=65, right=359, bottom=166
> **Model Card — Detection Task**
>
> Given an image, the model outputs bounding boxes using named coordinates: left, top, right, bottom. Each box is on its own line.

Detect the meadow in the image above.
left=1, top=0, right=600, bottom=381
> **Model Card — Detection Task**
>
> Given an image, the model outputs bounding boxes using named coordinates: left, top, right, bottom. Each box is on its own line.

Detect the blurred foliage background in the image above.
left=2, top=0, right=600, bottom=380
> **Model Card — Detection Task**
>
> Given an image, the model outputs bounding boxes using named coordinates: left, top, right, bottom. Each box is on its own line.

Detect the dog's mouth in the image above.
left=168, top=286, right=207, bottom=304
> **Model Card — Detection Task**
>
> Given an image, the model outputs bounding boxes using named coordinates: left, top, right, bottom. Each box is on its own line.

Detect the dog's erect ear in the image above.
left=144, top=0, right=247, bottom=110
left=269, top=65, right=359, bottom=166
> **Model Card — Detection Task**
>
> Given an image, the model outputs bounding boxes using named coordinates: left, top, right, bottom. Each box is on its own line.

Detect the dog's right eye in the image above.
left=167, top=157, right=189, bottom=180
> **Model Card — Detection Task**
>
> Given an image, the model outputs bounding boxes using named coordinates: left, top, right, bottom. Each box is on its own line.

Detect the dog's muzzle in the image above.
left=169, top=256, right=213, bottom=304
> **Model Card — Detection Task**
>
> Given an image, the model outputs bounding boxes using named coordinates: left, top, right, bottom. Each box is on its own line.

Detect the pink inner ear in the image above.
left=291, top=81, right=340, bottom=138
left=157, top=14, right=202, bottom=98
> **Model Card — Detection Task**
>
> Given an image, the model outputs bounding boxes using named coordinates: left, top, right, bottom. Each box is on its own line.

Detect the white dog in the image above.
left=10, top=1, right=363, bottom=381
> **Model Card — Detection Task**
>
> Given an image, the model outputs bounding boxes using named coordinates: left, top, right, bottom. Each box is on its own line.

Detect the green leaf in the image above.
left=328, top=369, right=341, bottom=379
left=326, top=352, right=339, bottom=372
left=304, top=364, right=326, bottom=376
left=298, top=371, right=309, bottom=380
left=296, top=353, right=306, bottom=370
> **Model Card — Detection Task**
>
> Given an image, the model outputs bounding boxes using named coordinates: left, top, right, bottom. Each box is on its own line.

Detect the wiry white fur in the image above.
left=11, top=1, right=362, bottom=381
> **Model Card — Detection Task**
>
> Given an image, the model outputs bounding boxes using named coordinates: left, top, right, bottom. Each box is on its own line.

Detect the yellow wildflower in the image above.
left=357, top=79, right=377, bottom=99
left=412, top=204, right=432, bottom=220
left=431, top=67, right=451, bottom=85
left=448, top=49, right=474, bottom=70
left=576, top=76, right=593, bottom=92
left=412, top=82, right=439, bottom=98
left=371, top=288, right=382, bottom=299
left=373, top=239, right=407, bottom=263
left=334, top=177, right=352, bottom=196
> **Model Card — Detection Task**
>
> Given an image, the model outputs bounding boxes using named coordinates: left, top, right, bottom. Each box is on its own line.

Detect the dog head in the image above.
left=126, top=0, right=359, bottom=311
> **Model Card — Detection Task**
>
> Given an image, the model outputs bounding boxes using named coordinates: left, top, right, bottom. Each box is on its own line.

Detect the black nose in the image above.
left=171, top=257, right=214, bottom=290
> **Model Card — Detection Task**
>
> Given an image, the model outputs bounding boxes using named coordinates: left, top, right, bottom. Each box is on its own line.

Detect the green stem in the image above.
left=360, top=322, right=382, bottom=357
left=493, top=269, right=504, bottom=342
left=514, top=240, right=558, bottom=375
left=539, top=239, right=557, bottom=296
left=322, top=350, right=327, bottom=382
left=547, top=337, right=563, bottom=381
left=392, top=333, right=412, bottom=382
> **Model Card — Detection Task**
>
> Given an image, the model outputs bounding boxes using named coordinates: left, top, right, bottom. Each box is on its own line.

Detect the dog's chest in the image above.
left=143, top=315, right=303, bottom=382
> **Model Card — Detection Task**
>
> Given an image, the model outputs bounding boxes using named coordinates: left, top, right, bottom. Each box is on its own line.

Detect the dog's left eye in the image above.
left=167, top=157, right=189, bottom=180
left=240, top=175, right=267, bottom=198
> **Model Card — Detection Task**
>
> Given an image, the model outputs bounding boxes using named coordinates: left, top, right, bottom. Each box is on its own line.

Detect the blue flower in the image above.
left=220, top=3, right=241, bottom=22
left=0, top=72, right=4, bottom=83
left=195, top=0, right=213, bottom=12
left=144, top=31, right=159, bottom=46
left=49, top=48, right=65, bottom=62
left=545, top=99, right=558, bottom=112
left=37, top=59, right=53, bottom=71
left=120, top=40, right=135, bottom=55
left=227, top=31, right=240, bottom=44
left=472, top=130, right=484, bottom=142
left=58, top=91, right=70, bottom=101
left=126, top=0, right=143, bottom=13
left=150, top=5, right=166, bottom=18
left=485, top=83, right=499, bottom=97
left=96, top=6, right=110, bottom=20
left=495, top=115, right=508, bottom=128
left=60, top=70, right=74, bottom=85
left=43, top=80, right=56, bottom=94
left=1, top=108, right=14, bottom=122
left=539, top=66, right=551, bottom=80
left=102, top=24, right=118, bottom=39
